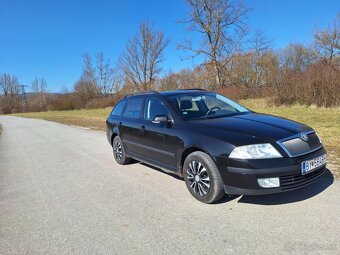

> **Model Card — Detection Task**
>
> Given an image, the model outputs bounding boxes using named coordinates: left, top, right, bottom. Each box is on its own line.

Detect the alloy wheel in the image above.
left=114, top=141, right=123, bottom=161
left=186, top=160, right=211, bottom=196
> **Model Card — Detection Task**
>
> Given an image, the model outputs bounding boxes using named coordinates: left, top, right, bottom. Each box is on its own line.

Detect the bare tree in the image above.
left=111, top=59, right=126, bottom=94
left=0, top=73, right=20, bottom=96
left=96, top=52, right=114, bottom=95
left=250, top=31, right=272, bottom=87
left=314, top=12, right=340, bottom=62
left=180, top=0, right=249, bottom=87
left=74, top=53, right=100, bottom=100
left=31, top=77, right=48, bottom=110
left=0, top=73, right=21, bottom=113
left=278, top=43, right=317, bottom=72
left=123, top=21, right=169, bottom=91
left=158, top=70, right=179, bottom=91
left=82, top=53, right=97, bottom=88
left=60, top=86, right=69, bottom=94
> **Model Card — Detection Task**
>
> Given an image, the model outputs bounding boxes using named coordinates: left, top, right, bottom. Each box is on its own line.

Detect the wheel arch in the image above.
left=180, top=146, right=212, bottom=174
left=111, top=133, right=118, bottom=146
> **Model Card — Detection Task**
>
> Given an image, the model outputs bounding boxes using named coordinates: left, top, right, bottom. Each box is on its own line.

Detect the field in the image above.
left=11, top=99, right=340, bottom=178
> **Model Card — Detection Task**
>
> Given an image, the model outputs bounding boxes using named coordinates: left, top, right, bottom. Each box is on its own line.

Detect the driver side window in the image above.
left=144, top=98, right=170, bottom=121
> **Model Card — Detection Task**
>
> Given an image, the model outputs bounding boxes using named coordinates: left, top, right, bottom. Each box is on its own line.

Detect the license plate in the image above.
left=301, top=154, right=327, bottom=175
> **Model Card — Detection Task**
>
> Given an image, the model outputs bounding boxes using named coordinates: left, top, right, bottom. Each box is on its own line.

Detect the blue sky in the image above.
left=0, top=0, right=339, bottom=92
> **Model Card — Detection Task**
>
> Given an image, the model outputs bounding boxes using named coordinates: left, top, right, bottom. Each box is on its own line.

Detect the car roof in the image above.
left=124, top=89, right=208, bottom=99
left=160, top=89, right=208, bottom=97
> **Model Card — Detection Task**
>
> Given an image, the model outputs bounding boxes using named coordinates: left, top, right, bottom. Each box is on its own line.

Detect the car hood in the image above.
left=191, top=113, right=313, bottom=142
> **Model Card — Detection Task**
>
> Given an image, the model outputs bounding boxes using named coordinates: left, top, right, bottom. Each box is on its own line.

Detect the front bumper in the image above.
left=220, top=148, right=327, bottom=195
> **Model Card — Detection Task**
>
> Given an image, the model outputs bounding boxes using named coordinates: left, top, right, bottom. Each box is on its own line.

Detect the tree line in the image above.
left=1, top=0, right=339, bottom=113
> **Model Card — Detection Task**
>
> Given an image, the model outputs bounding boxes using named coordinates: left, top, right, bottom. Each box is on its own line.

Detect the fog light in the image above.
left=257, top=178, right=280, bottom=188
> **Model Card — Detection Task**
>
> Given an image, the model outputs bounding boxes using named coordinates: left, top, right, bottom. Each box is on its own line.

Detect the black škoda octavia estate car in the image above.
left=106, top=89, right=327, bottom=203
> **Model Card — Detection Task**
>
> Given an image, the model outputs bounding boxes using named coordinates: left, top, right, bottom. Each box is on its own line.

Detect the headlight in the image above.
left=316, top=132, right=322, bottom=144
left=229, top=143, right=282, bottom=159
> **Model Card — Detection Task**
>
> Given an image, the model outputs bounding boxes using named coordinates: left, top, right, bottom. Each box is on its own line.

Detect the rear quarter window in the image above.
left=111, top=100, right=126, bottom=116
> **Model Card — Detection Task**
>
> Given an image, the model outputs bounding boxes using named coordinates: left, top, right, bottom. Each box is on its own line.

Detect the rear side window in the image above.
left=111, top=100, right=126, bottom=116
left=123, top=98, right=144, bottom=119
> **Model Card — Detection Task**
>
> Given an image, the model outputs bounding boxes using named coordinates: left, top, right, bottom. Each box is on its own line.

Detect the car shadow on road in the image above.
left=237, top=169, right=334, bottom=205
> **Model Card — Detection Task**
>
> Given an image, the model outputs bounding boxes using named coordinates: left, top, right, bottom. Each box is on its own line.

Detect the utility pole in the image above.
left=20, top=84, right=28, bottom=112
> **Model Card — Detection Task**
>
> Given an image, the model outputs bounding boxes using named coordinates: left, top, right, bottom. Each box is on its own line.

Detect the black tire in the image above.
left=183, top=151, right=225, bottom=203
left=113, top=136, right=131, bottom=165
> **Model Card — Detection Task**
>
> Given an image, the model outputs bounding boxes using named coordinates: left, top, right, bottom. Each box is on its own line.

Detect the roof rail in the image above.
left=124, top=90, right=160, bottom=98
left=176, top=88, right=207, bottom=91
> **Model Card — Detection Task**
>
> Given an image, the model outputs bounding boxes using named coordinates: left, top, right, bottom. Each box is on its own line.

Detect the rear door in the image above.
left=120, top=97, right=145, bottom=157
left=106, top=99, right=126, bottom=143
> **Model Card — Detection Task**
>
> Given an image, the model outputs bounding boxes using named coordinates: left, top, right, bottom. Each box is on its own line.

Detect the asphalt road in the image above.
left=0, top=116, right=339, bottom=255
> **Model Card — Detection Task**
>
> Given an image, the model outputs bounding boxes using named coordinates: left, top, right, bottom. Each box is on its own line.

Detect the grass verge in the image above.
left=13, top=108, right=110, bottom=130
left=13, top=99, right=340, bottom=178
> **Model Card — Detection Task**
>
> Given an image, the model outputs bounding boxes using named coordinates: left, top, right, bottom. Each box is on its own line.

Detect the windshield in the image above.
left=167, top=92, right=250, bottom=121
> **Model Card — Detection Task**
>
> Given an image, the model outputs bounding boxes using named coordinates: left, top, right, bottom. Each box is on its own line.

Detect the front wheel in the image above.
left=113, top=136, right=131, bottom=165
left=183, top=151, right=225, bottom=203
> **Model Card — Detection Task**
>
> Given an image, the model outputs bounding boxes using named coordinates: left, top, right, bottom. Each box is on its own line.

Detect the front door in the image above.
left=139, top=97, right=178, bottom=170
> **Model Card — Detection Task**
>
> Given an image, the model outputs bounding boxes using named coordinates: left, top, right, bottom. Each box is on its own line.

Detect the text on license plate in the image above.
left=301, top=154, right=327, bottom=175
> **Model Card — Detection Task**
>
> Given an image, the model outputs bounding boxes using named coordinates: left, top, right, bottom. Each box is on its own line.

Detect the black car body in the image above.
left=106, top=89, right=327, bottom=203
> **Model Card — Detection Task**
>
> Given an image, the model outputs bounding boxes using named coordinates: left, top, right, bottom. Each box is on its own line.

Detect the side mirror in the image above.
left=152, top=115, right=168, bottom=124
left=152, top=115, right=174, bottom=126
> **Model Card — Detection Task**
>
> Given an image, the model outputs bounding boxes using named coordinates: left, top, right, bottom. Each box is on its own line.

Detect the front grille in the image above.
left=279, top=166, right=326, bottom=190
left=279, top=132, right=322, bottom=157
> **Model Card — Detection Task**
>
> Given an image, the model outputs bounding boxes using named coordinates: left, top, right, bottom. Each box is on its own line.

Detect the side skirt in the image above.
left=126, top=152, right=183, bottom=178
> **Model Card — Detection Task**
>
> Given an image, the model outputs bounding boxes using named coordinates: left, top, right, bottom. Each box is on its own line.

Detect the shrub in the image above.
left=274, top=62, right=340, bottom=107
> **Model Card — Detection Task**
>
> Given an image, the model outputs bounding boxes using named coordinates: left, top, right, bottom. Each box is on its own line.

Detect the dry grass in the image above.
left=13, top=99, right=340, bottom=178
left=13, top=108, right=111, bottom=130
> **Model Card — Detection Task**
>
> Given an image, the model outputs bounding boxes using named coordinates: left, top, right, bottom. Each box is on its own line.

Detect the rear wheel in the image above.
left=113, top=136, right=131, bottom=165
left=183, top=151, right=225, bottom=203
